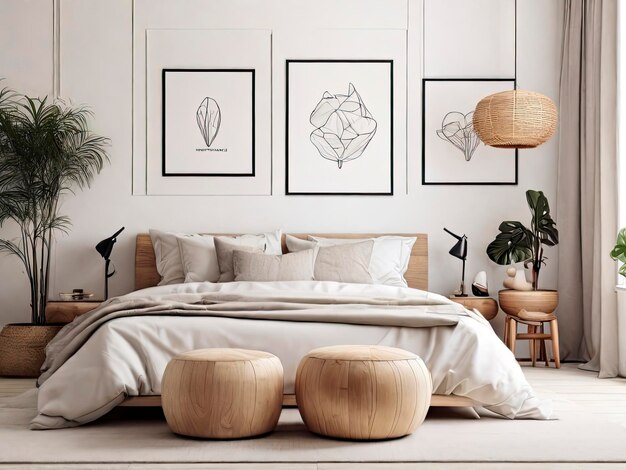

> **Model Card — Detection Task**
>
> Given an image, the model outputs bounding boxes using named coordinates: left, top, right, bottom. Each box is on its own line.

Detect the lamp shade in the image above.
left=95, top=227, right=125, bottom=260
left=472, top=90, right=558, bottom=149
left=448, top=238, right=467, bottom=261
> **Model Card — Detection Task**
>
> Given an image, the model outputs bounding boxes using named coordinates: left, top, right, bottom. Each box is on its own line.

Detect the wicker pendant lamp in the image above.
left=473, top=90, right=558, bottom=148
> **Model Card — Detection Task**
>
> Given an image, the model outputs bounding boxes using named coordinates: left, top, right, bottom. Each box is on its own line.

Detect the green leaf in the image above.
left=486, top=221, right=534, bottom=265
left=611, top=228, right=626, bottom=264
left=526, top=189, right=559, bottom=245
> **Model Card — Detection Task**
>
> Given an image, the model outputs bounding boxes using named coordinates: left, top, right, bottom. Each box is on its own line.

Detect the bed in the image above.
left=32, top=233, right=551, bottom=429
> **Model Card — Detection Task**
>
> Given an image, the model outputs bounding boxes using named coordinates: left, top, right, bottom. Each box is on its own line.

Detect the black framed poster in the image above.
left=162, top=68, right=255, bottom=177
left=422, top=78, right=518, bottom=185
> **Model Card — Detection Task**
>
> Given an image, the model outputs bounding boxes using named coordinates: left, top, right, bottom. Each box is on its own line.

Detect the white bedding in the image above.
left=32, top=281, right=552, bottom=429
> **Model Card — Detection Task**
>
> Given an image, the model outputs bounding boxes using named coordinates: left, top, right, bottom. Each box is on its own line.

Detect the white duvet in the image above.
left=32, top=281, right=552, bottom=429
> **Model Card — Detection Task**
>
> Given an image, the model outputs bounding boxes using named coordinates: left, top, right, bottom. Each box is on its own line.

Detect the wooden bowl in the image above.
left=498, top=289, right=559, bottom=317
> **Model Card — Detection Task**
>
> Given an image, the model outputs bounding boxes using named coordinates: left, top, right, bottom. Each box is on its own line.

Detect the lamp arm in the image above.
left=443, top=227, right=462, bottom=240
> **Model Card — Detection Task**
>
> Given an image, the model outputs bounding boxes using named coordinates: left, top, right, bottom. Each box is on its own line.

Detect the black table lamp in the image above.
left=444, top=228, right=468, bottom=297
left=96, top=227, right=124, bottom=300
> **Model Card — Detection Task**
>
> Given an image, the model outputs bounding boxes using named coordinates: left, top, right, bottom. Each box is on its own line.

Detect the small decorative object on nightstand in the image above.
left=45, top=300, right=102, bottom=324
left=450, top=296, right=498, bottom=321
left=471, top=271, right=489, bottom=297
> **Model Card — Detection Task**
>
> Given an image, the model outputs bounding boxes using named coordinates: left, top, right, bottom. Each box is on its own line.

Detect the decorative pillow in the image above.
left=214, top=237, right=266, bottom=282
left=175, top=230, right=283, bottom=283
left=149, top=229, right=185, bottom=286
left=233, top=250, right=315, bottom=282
left=314, top=241, right=374, bottom=284
left=285, top=234, right=318, bottom=253
left=308, top=235, right=416, bottom=287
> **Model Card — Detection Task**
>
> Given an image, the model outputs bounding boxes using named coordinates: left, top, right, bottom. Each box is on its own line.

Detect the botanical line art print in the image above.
left=309, top=83, right=377, bottom=169
left=436, top=111, right=481, bottom=162
left=196, top=97, right=221, bottom=148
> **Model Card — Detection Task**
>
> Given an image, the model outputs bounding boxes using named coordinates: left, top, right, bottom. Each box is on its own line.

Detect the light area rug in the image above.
left=0, top=390, right=625, bottom=464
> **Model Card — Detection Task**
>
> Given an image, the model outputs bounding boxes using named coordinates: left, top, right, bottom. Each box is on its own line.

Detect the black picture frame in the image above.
left=161, top=68, right=255, bottom=177
left=421, top=78, right=518, bottom=186
left=285, top=59, right=394, bottom=196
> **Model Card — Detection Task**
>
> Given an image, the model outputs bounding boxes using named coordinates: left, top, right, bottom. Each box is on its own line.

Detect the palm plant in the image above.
left=486, top=190, right=559, bottom=290
left=0, top=85, right=109, bottom=324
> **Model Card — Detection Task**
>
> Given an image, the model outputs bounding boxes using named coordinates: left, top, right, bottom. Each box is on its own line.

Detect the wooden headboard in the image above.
left=135, top=233, right=428, bottom=291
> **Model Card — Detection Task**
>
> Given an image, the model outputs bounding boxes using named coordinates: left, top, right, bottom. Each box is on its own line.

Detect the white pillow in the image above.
left=149, top=229, right=185, bottom=286
left=176, top=230, right=283, bottom=283
left=307, top=235, right=416, bottom=287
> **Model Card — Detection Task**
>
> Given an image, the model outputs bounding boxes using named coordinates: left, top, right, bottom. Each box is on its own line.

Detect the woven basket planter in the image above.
left=473, top=90, right=558, bottom=148
left=0, top=324, right=62, bottom=377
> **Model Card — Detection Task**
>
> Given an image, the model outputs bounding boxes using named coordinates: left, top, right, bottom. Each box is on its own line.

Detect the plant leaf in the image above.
left=611, top=228, right=626, bottom=264
left=526, top=189, right=559, bottom=245
left=486, top=221, right=534, bottom=265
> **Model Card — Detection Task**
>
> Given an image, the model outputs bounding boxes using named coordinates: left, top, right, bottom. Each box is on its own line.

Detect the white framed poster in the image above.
left=422, top=78, right=518, bottom=185
left=144, top=29, right=271, bottom=195
left=162, top=69, right=254, bottom=177
left=286, top=60, right=393, bottom=195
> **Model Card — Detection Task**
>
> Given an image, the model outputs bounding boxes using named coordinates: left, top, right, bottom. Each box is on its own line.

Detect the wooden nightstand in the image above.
left=45, top=300, right=102, bottom=324
left=449, top=296, right=499, bottom=321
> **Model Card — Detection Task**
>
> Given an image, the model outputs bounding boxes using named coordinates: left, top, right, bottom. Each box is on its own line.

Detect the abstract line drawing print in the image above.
left=436, top=111, right=481, bottom=161
left=309, top=83, right=377, bottom=169
left=196, top=97, right=222, bottom=147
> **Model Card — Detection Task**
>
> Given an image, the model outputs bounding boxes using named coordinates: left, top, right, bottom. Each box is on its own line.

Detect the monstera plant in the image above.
left=486, top=190, right=559, bottom=290
left=610, top=228, right=626, bottom=278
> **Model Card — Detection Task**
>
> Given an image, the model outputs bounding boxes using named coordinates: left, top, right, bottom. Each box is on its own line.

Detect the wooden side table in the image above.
left=45, top=300, right=102, bottom=324
left=449, top=296, right=499, bottom=321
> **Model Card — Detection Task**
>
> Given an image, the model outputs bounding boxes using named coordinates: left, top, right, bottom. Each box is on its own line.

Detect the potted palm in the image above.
left=486, top=190, right=560, bottom=317
left=0, top=85, right=108, bottom=377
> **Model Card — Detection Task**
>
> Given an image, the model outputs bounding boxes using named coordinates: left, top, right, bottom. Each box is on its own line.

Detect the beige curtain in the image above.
left=557, top=0, right=619, bottom=376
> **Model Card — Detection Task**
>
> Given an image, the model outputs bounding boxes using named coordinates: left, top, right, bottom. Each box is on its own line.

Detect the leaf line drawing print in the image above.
left=309, top=83, right=377, bottom=169
left=436, top=111, right=481, bottom=162
left=196, top=97, right=222, bottom=147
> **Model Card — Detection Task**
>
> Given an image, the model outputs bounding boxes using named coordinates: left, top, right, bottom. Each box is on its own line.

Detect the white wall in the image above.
left=0, top=0, right=563, bottom=341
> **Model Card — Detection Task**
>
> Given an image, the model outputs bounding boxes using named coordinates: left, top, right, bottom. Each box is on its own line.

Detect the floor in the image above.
left=1, top=363, right=625, bottom=469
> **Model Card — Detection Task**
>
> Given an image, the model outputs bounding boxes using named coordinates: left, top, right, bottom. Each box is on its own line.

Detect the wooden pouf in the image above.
left=296, top=345, right=432, bottom=440
left=162, top=348, right=283, bottom=439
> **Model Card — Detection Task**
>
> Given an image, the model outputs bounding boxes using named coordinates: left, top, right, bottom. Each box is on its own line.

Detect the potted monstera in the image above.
left=0, top=85, right=108, bottom=377
left=486, top=190, right=560, bottom=318
left=610, top=229, right=626, bottom=376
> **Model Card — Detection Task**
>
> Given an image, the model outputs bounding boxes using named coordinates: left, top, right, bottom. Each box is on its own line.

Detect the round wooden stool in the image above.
left=295, top=345, right=432, bottom=440
left=161, top=348, right=283, bottom=439
left=505, top=310, right=560, bottom=368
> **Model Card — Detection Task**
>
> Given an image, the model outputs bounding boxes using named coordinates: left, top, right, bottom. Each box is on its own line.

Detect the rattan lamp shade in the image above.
left=473, top=90, right=558, bottom=149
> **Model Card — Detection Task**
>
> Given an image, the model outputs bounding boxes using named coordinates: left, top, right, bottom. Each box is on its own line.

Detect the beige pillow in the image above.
left=314, top=241, right=374, bottom=284
left=233, top=250, right=315, bottom=282
left=214, top=237, right=265, bottom=282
